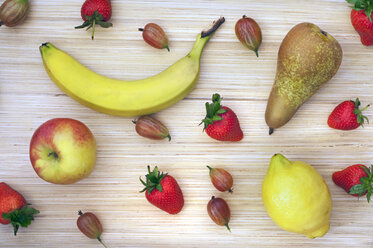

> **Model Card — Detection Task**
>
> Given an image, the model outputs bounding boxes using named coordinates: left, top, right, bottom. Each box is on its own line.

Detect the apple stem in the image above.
left=48, top=151, right=59, bottom=159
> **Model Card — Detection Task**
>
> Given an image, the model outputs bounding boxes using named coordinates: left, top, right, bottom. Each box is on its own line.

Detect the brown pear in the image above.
left=265, top=23, right=342, bottom=134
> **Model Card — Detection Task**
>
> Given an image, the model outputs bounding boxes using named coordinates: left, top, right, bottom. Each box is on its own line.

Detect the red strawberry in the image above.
left=332, top=164, right=373, bottom=202
left=140, top=166, right=184, bottom=215
left=347, top=0, right=373, bottom=45
left=75, top=0, right=113, bottom=40
left=328, top=98, right=369, bottom=130
left=0, top=182, right=39, bottom=235
left=201, top=94, right=243, bottom=141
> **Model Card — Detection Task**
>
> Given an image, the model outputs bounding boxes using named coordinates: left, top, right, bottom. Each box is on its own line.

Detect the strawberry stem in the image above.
left=92, top=19, right=96, bottom=40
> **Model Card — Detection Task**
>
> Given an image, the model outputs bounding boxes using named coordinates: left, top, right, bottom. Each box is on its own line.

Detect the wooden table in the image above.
left=1, top=0, right=372, bottom=247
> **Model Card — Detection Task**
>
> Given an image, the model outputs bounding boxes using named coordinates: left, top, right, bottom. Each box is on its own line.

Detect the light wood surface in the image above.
left=1, top=0, right=373, bottom=247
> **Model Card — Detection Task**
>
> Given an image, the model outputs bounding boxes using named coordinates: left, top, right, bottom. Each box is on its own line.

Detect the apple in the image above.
left=29, top=118, right=96, bottom=185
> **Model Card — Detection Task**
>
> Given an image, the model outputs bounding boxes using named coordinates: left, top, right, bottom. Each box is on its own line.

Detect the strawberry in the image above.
left=75, top=0, right=113, bottom=40
left=140, top=166, right=184, bottom=215
left=332, top=164, right=373, bottom=202
left=347, top=0, right=373, bottom=46
left=201, top=94, right=243, bottom=141
left=328, top=98, right=369, bottom=130
left=0, top=182, right=39, bottom=235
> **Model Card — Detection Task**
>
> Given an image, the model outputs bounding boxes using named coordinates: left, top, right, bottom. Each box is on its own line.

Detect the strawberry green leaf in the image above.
left=216, top=109, right=228, bottom=114
left=349, top=165, right=373, bottom=202
left=367, top=190, right=372, bottom=202
left=156, top=184, right=163, bottom=192
left=2, top=204, right=39, bottom=236
left=349, top=184, right=367, bottom=195
left=212, top=116, right=223, bottom=121
left=346, top=0, right=373, bottom=22
left=362, top=165, right=371, bottom=176
left=201, top=93, right=228, bottom=130
left=352, top=98, right=370, bottom=126
left=139, top=166, right=167, bottom=195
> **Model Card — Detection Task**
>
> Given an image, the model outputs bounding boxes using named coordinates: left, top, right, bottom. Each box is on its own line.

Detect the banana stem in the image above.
left=188, top=17, right=225, bottom=59
left=201, top=17, right=225, bottom=38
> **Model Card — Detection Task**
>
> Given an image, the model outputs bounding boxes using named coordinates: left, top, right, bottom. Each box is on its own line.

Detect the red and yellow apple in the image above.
left=29, top=118, right=96, bottom=184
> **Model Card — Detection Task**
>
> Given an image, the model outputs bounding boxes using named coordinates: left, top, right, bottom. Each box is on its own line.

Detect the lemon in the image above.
left=262, top=154, right=332, bottom=238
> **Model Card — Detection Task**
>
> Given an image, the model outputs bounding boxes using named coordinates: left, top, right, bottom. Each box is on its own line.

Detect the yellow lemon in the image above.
left=262, top=154, right=332, bottom=238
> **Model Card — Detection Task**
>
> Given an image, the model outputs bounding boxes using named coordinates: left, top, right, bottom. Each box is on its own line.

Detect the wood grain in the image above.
left=1, top=0, right=373, bottom=247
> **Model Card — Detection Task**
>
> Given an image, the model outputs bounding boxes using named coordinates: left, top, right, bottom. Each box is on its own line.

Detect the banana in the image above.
left=40, top=18, right=225, bottom=117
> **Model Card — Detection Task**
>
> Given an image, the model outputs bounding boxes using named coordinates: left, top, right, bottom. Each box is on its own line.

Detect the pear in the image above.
left=265, top=23, right=343, bottom=134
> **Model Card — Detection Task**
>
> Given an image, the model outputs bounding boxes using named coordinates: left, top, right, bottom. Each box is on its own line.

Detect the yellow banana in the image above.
left=40, top=18, right=224, bottom=117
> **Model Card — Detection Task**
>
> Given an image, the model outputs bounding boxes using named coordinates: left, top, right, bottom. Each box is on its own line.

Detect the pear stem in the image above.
left=254, top=49, right=259, bottom=57
left=269, top=128, right=274, bottom=135
left=207, top=165, right=212, bottom=171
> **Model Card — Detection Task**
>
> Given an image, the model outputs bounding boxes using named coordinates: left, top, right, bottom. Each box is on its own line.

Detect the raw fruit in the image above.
left=0, top=0, right=29, bottom=27
left=139, top=23, right=169, bottom=51
left=207, top=196, right=231, bottom=232
left=140, top=166, right=184, bottom=215
left=40, top=17, right=225, bottom=117
left=328, top=98, right=369, bottom=130
left=201, top=93, right=243, bottom=142
left=347, top=0, right=373, bottom=45
left=77, top=211, right=108, bottom=248
left=207, top=166, right=233, bottom=192
left=262, top=154, right=332, bottom=238
left=29, top=118, right=97, bottom=185
left=134, top=116, right=171, bottom=141
left=265, top=23, right=343, bottom=134
left=0, top=182, right=39, bottom=235
left=332, top=164, right=373, bottom=202
left=235, top=15, right=262, bottom=57
left=75, top=0, right=113, bottom=40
